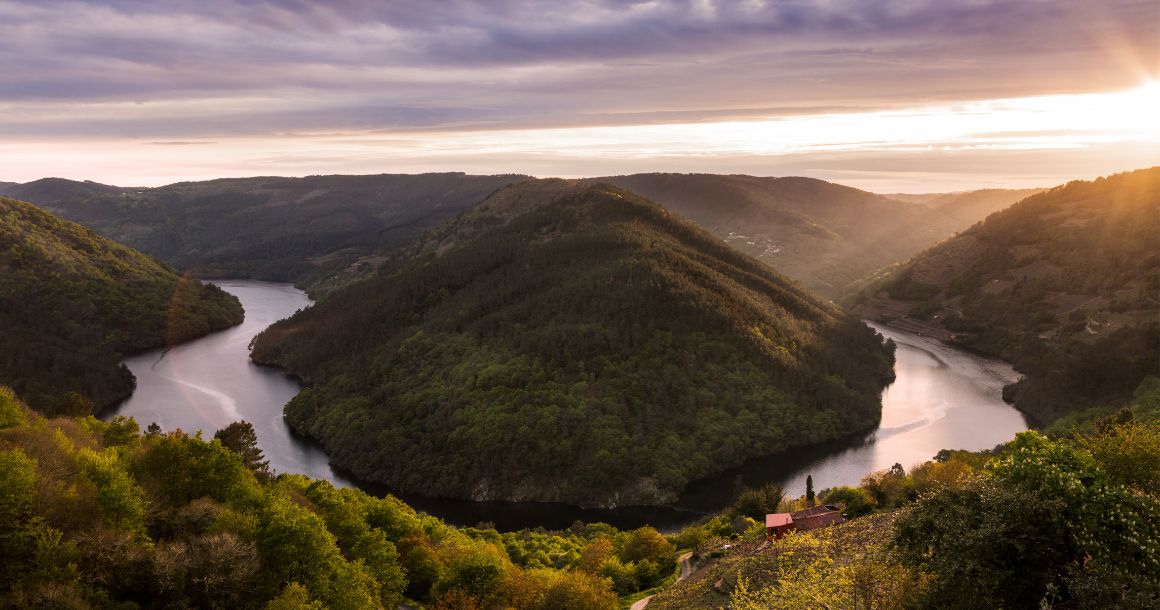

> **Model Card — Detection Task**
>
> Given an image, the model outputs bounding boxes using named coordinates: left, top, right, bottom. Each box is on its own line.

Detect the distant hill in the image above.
left=898, top=188, right=1045, bottom=226
left=851, top=168, right=1159, bottom=424
left=0, top=196, right=243, bottom=415
left=251, top=179, right=895, bottom=507
left=586, top=174, right=1036, bottom=298
left=6, top=173, right=526, bottom=294
left=2, top=177, right=125, bottom=202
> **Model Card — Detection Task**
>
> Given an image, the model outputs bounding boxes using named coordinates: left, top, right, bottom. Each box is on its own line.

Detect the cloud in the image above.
left=0, top=0, right=1156, bottom=189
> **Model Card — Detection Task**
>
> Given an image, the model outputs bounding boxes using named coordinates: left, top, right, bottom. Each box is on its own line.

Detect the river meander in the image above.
left=104, top=281, right=1029, bottom=532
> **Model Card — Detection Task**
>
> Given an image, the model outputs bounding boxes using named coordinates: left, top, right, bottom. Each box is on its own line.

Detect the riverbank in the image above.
left=104, top=280, right=1028, bottom=532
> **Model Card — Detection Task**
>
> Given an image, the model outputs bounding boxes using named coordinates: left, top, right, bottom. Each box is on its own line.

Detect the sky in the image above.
left=1, top=0, right=1158, bottom=192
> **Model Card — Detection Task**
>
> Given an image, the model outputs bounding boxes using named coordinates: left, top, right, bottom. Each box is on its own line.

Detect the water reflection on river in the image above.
left=678, top=322, right=1029, bottom=511
left=105, top=282, right=1028, bottom=532
left=105, top=280, right=353, bottom=486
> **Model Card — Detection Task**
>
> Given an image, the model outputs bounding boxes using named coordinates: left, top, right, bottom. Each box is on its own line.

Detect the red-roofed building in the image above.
left=765, top=513, right=794, bottom=539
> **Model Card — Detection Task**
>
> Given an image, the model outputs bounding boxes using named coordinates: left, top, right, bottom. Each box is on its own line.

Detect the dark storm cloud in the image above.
left=0, top=0, right=1156, bottom=137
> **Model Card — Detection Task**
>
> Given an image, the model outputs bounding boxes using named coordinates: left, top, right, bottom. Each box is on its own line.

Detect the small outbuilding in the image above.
left=791, top=504, right=846, bottom=531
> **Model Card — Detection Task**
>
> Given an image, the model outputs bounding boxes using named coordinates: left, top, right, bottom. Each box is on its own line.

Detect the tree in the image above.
left=821, top=486, right=873, bottom=517
left=265, top=583, right=324, bottom=610
left=805, top=475, right=815, bottom=506
left=730, top=483, right=785, bottom=521
left=619, top=527, right=674, bottom=565
left=577, top=537, right=613, bottom=574
left=860, top=464, right=910, bottom=508
left=214, top=421, right=272, bottom=481
left=541, top=570, right=618, bottom=610
left=0, top=449, right=38, bottom=590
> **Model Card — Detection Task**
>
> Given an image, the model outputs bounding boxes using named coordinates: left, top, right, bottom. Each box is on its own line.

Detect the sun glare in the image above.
left=2, top=83, right=1158, bottom=191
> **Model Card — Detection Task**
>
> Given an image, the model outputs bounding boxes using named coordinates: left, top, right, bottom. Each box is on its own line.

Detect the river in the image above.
left=104, top=281, right=1029, bottom=532
left=105, top=280, right=355, bottom=487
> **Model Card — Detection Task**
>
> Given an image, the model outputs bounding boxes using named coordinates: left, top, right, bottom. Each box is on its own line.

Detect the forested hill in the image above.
left=0, top=196, right=243, bottom=415
left=851, top=168, right=1160, bottom=424
left=1, top=173, right=525, bottom=294
left=585, top=174, right=1036, bottom=298
left=0, top=388, right=635, bottom=609
left=251, top=179, right=895, bottom=507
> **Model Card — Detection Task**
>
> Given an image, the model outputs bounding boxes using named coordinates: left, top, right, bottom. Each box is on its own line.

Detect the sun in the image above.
left=1123, top=80, right=1160, bottom=127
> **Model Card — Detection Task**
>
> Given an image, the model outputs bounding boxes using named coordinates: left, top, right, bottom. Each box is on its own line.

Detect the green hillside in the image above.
left=3, top=173, right=525, bottom=294
left=251, top=180, right=895, bottom=507
left=0, top=387, right=628, bottom=610
left=0, top=197, right=243, bottom=415
left=852, top=168, right=1160, bottom=424
left=649, top=417, right=1160, bottom=610
left=588, top=174, right=1035, bottom=298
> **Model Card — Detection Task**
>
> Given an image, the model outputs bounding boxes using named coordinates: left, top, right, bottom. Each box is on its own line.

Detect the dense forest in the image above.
left=0, top=174, right=524, bottom=295
left=252, top=180, right=895, bottom=507
left=7, top=381, right=1155, bottom=610
left=588, top=174, right=1036, bottom=298
left=851, top=168, right=1160, bottom=424
left=0, top=197, right=243, bottom=416
left=0, top=386, right=656, bottom=610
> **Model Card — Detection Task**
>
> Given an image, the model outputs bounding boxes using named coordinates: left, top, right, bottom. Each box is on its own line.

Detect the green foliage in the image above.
left=536, top=568, right=619, bottom=610
left=860, top=462, right=913, bottom=509
left=253, top=181, right=894, bottom=505
left=820, top=486, right=874, bottom=517
left=893, top=427, right=1160, bottom=608
left=1075, top=419, right=1160, bottom=496
left=729, top=483, right=786, bottom=521
left=264, top=583, right=324, bottom=610
left=0, top=387, right=625, bottom=609
left=0, top=386, right=26, bottom=428
left=1045, top=375, right=1160, bottom=436
left=0, top=196, right=243, bottom=414
left=620, top=527, right=675, bottom=565
left=130, top=431, right=263, bottom=508
left=467, top=522, right=675, bottom=596
left=215, top=421, right=273, bottom=482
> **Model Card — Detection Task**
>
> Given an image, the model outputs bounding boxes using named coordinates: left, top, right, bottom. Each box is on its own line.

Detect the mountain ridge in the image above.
left=2, top=173, right=529, bottom=294
left=5, top=173, right=1035, bottom=299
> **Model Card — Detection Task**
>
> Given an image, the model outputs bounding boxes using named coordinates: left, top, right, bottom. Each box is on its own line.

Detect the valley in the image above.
left=5, top=3, right=1159, bottom=606
left=99, top=280, right=1027, bottom=533
left=1, top=167, right=1154, bottom=610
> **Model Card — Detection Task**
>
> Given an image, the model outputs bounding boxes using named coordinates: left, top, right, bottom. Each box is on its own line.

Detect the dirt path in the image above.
left=629, top=551, right=695, bottom=610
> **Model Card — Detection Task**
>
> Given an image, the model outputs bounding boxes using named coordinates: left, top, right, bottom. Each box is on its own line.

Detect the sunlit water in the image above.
left=104, top=281, right=1029, bottom=531
left=104, top=280, right=354, bottom=486
left=768, top=321, right=1028, bottom=495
